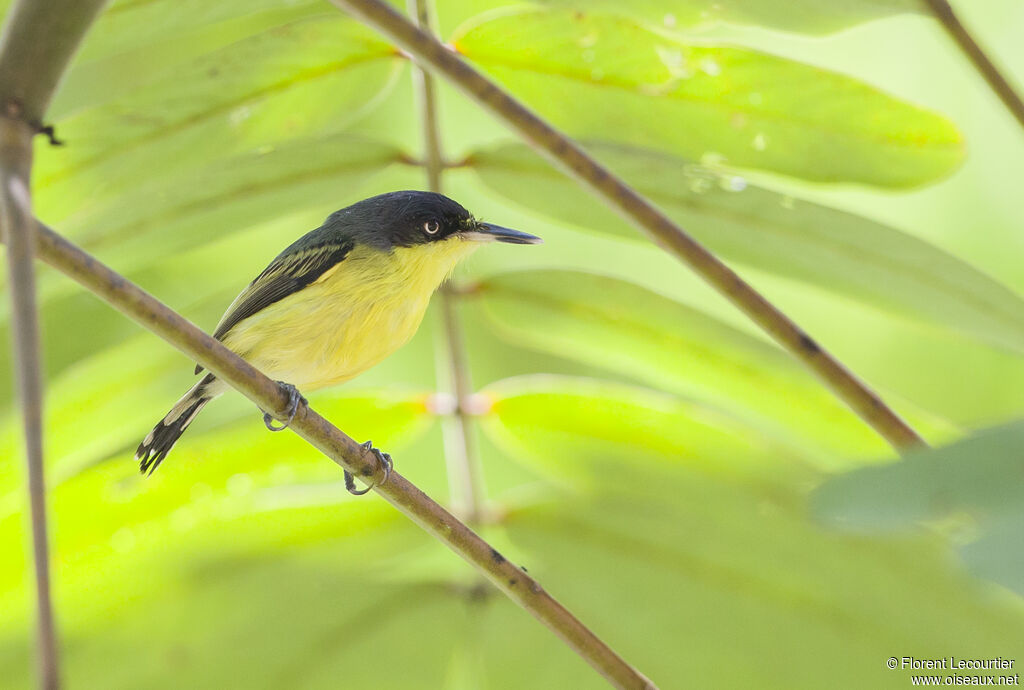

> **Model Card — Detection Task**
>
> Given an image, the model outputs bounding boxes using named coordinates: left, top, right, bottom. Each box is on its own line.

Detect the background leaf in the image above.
left=479, top=374, right=813, bottom=481
left=503, top=484, right=1024, bottom=689
left=813, top=421, right=1024, bottom=529
left=475, top=269, right=911, bottom=459
left=536, top=0, right=924, bottom=35
left=453, top=9, right=963, bottom=186
left=469, top=143, right=1024, bottom=353
left=51, top=1, right=329, bottom=117
left=812, top=421, right=1024, bottom=595
left=8, top=437, right=1021, bottom=690
left=35, top=15, right=402, bottom=224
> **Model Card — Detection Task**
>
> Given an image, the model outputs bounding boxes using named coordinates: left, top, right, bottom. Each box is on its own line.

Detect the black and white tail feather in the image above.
left=136, top=373, right=224, bottom=474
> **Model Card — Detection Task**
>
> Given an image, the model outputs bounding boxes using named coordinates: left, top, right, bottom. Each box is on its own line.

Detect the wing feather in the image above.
left=194, top=240, right=353, bottom=374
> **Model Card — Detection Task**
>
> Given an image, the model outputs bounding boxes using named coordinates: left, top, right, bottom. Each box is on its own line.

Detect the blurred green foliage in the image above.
left=814, top=421, right=1024, bottom=594
left=453, top=9, right=964, bottom=186
left=2, top=0, right=1024, bottom=687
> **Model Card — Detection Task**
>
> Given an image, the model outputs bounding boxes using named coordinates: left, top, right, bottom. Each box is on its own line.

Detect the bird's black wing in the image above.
left=194, top=239, right=354, bottom=374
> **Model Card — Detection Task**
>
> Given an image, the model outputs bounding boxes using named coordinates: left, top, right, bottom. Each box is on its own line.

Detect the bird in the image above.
left=135, top=190, right=541, bottom=493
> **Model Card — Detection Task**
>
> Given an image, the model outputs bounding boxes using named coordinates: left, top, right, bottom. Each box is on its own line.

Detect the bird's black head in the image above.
left=325, top=190, right=541, bottom=250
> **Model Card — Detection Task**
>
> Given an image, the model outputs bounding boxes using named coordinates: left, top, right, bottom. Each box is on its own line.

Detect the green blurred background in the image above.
left=2, top=0, right=1024, bottom=687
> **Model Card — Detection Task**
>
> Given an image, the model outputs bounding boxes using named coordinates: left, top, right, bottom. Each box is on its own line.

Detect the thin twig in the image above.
left=0, top=2, right=108, bottom=688
left=434, top=293, right=486, bottom=521
left=25, top=222, right=656, bottom=690
left=0, top=117, right=58, bottom=690
left=329, top=0, right=926, bottom=453
left=923, top=0, right=1024, bottom=132
left=408, top=0, right=486, bottom=523
left=409, top=0, right=443, bottom=192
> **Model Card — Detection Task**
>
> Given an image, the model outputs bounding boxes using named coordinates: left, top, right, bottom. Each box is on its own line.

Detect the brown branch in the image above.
left=407, top=0, right=486, bottom=523
left=329, top=0, right=926, bottom=453
left=0, top=2, right=108, bottom=688
left=26, top=223, right=656, bottom=690
left=923, top=0, right=1024, bottom=132
left=1, top=116, right=59, bottom=690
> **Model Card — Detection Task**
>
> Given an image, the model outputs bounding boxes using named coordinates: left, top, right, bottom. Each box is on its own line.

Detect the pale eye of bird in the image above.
left=424, top=219, right=440, bottom=235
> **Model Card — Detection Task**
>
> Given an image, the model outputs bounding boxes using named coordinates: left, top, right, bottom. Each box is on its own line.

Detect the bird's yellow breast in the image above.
left=221, top=238, right=479, bottom=389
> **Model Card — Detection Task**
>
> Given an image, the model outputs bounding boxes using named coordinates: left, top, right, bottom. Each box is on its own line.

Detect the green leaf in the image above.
left=959, top=512, right=1024, bottom=596
left=478, top=375, right=813, bottom=483
left=504, top=485, right=1024, bottom=688
left=53, top=1, right=328, bottom=117
left=453, top=10, right=963, bottom=186
left=59, top=135, right=402, bottom=268
left=75, top=0, right=324, bottom=64
left=469, top=144, right=1024, bottom=353
left=536, top=0, right=924, bottom=35
left=6, top=461, right=1021, bottom=689
left=478, top=270, right=907, bottom=458
left=812, top=421, right=1024, bottom=595
left=812, top=421, right=1024, bottom=529
left=0, top=476, right=460, bottom=686
left=36, top=15, right=401, bottom=221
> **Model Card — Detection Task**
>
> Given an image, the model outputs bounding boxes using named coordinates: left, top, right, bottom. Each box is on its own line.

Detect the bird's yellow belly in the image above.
left=219, top=240, right=476, bottom=390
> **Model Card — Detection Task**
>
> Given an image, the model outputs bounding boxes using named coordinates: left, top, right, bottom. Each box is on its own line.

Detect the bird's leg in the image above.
left=262, top=381, right=307, bottom=431
left=344, top=440, right=393, bottom=496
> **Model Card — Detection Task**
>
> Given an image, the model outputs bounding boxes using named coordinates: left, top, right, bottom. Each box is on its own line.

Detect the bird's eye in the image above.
left=424, top=219, right=440, bottom=235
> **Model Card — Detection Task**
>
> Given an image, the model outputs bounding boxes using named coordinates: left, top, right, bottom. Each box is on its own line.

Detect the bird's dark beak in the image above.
left=463, top=222, right=542, bottom=245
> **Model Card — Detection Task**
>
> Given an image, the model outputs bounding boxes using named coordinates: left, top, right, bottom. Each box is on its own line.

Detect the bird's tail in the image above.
left=136, top=373, right=220, bottom=475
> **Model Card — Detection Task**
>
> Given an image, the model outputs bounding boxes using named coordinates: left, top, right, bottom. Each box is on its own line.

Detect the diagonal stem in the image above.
left=1, top=117, right=58, bottom=690
left=408, top=0, right=486, bottom=523
left=24, top=222, right=656, bottom=690
left=923, top=0, right=1024, bottom=133
left=329, top=0, right=926, bottom=453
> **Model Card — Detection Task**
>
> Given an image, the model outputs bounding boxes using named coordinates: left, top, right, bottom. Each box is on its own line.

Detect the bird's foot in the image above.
left=262, top=381, right=307, bottom=431
left=344, top=440, right=393, bottom=496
